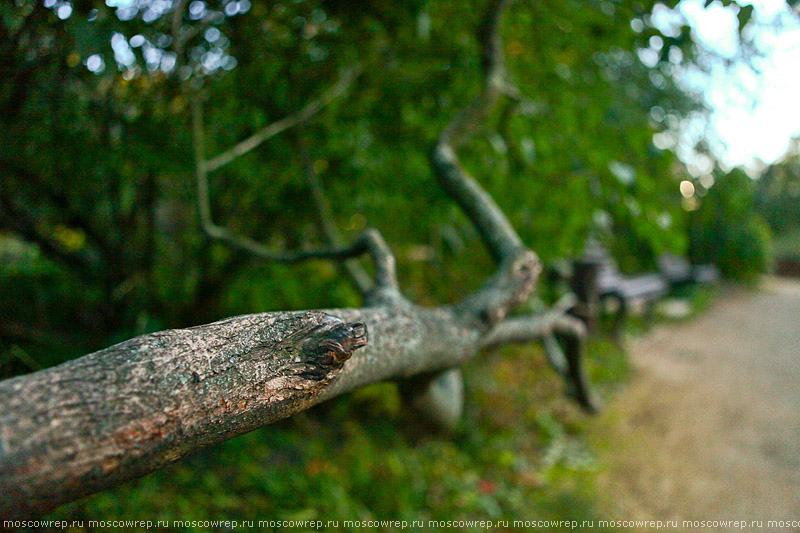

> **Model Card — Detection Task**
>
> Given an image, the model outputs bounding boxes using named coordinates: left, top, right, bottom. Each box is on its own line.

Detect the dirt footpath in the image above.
left=591, top=278, right=800, bottom=530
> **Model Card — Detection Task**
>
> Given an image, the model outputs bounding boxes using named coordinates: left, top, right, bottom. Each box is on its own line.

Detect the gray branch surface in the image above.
left=0, top=311, right=367, bottom=516
left=0, top=301, right=486, bottom=516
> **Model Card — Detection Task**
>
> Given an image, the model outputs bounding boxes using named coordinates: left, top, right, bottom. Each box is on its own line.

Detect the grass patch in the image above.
left=49, top=342, right=629, bottom=531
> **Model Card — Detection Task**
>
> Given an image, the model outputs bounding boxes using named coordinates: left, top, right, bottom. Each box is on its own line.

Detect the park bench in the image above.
left=658, top=252, right=720, bottom=287
left=562, top=242, right=668, bottom=341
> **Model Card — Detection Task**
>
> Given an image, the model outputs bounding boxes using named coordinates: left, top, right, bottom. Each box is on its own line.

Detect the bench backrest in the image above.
left=658, top=253, right=692, bottom=283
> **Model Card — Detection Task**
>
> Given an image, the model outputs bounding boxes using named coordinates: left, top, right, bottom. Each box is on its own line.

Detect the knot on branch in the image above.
left=298, top=319, right=367, bottom=366
left=286, top=315, right=368, bottom=380
left=510, top=249, right=541, bottom=286
left=458, top=249, right=541, bottom=327
left=482, top=250, right=541, bottom=324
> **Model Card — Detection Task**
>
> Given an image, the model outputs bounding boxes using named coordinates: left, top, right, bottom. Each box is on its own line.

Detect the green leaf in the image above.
left=737, top=4, right=755, bottom=30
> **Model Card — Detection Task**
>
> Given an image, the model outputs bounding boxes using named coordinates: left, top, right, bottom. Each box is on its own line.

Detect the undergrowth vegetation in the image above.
left=49, top=339, right=627, bottom=531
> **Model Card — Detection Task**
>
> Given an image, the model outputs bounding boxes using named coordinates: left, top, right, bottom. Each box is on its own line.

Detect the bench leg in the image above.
left=546, top=318, right=601, bottom=413
left=604, top=293, right=627, bottom=345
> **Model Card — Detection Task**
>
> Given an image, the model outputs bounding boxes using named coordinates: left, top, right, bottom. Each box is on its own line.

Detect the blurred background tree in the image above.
left=754, top=137, right=800, bottom=276
left=688, top=167, right=772, bottom=280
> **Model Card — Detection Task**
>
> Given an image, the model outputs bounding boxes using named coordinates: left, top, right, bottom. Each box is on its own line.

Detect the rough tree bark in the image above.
left=0, top=0, right=596, bottom=517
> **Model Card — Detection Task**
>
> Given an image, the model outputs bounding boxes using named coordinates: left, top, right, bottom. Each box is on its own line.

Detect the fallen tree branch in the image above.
left=0, top=311, right=367, bottom=516
left=0, top=299, right=493, bottom=516
left=431, top=0, right=541, bottom=329
left=0, top=0, right=598, bottom=517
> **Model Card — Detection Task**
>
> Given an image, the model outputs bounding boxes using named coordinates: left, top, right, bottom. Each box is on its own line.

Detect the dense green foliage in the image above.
left=753, top=138, right=800, bottom=276
left=1, top=0, right=787, bottom=525
left=756, top=138, right=800, bottom=235
left=0, top=0, right=706, bottom=370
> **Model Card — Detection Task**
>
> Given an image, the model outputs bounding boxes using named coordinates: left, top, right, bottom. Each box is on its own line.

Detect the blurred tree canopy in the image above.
left=755, top=137, right=800, bottom=235
left=753, top=137, right=800, bottom=276
left=688, top=167, right=772, bottom=280
left=0, top=0, right=778, bottom=376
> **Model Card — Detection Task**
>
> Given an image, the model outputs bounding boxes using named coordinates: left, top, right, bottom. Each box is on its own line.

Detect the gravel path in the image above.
left=592, top=278, right=800, bottom=531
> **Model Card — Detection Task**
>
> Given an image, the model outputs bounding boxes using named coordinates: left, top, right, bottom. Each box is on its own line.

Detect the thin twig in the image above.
left=0, top=158, right=118, bottom=262
left=190, top=92, right=397, bottom=290
left=0, top=195, right=102, bottom=282
left=204, top=66, right=361, bottom=173
left=479, top=293, right=576, bottom=349
left=431, top=0, right=527, bottom=265
left=296, top=133, right=372, bottom=294
left=170, top=0, right=187, bottom=59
